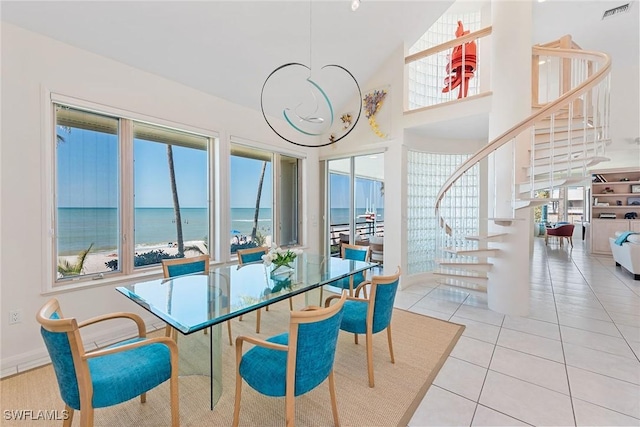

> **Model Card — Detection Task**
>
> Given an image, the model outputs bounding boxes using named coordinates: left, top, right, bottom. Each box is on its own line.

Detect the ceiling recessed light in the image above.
left=351, top=0, right=360, bottom=12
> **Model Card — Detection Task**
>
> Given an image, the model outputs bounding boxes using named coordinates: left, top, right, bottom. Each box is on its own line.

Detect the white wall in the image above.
left=0, top=23, right=322, bottom=376
left=319, top=45, right=406, bottom=278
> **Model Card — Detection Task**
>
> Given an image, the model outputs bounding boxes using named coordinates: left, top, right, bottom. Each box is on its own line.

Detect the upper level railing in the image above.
left=405, top=26, right=492, bottom=112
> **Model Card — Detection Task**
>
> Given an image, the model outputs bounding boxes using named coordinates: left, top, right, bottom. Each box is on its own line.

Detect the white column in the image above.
left=486, top=0, right=532, bottom=316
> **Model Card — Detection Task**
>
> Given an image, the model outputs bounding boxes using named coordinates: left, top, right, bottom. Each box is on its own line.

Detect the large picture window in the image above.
left=53, top=103, right=213, bottom=284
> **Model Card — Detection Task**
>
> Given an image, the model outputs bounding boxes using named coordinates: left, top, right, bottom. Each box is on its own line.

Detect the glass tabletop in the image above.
left=116, top=253, right=376, bottom=335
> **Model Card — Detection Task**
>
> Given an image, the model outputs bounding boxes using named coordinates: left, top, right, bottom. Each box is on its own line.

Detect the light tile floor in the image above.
left=402, top=238, right=640, bottom=427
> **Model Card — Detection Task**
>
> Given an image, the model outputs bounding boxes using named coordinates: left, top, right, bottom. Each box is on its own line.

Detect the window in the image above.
left=229, top=144, right=302, bottom=254
left=53, top=103, right=213, bottom=285
left=55, top=107, right=120, bottom=279
left=133, top=122, right=209, bottom=267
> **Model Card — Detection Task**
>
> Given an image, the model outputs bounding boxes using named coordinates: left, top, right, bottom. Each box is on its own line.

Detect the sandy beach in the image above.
left=58, top=236, right=272, bottom=277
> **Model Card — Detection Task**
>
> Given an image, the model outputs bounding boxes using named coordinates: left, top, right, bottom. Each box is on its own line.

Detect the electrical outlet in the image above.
left=9, top=309, right=22, bottom=325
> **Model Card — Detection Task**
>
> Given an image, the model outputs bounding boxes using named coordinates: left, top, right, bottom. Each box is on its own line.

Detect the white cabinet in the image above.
left=590, top=219, right=632, bottom=254
left=590, top=168, right=640, bottom=255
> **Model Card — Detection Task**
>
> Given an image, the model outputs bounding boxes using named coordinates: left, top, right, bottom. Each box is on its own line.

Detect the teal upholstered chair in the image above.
left=233, top=291, right=347, bottom=427
left=36, top=298, right=179, bottom=427
left=161, top=255, right=233, bottom=346
left=161, top=254, right=209, bottom=278
left=325, top=267, right=401, bottom=388
left=334, top=244, right=371, bottom=295
left=237, top=246, right=293, bottom=333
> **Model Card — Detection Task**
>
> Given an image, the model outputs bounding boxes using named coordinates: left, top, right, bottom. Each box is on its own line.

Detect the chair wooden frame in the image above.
left=237, top=246, right=293, bottom=333
left=161, top=255, right=233, bottom=346
left=37, top=298, right=179, bottom=427
left=233, top=291, right=347, bottom=427
left=325, top=267, right=401, bottom=388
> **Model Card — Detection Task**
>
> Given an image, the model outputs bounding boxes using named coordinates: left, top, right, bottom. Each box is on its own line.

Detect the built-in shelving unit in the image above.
left=590, top=168, right=640, bottom=255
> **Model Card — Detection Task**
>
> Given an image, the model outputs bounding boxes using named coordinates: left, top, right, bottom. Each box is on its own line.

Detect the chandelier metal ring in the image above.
left=260, top=62, right=362, bottom=148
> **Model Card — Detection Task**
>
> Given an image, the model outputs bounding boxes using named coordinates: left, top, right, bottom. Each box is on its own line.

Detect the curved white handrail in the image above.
left=435, top=47, right=611, bottom=216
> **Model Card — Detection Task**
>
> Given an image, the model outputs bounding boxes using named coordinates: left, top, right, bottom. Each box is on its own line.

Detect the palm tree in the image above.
left=251, top=161, right=267, bottom=242
left=58, top=243, right=93, bottom=277
left=167, top=145, right=184, bottom=256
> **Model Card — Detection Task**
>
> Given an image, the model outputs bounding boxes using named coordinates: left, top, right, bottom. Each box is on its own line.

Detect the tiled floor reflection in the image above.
left=401, top=238, right=640, bottom=427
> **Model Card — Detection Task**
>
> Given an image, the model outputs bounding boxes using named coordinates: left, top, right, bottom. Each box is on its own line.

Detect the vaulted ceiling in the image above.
left=2, top=1, right=638, bottom=146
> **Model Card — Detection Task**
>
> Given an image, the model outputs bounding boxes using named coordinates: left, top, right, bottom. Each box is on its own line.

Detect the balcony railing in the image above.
left=405, top=26, right=492, bottom=112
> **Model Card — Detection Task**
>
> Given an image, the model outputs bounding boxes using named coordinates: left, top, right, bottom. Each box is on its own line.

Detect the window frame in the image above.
left=228, top=138, right=305, bottom=257
left=43, top=93, right=218, bottom=293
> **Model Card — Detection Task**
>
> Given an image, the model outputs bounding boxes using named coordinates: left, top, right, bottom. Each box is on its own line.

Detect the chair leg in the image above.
left=140, top=392, right=146, bottom=403
left=366, top=332, right=374, bottom=388
left=227, top=322, right=233, bottom=346
left=285, top=391, right=295, bottom=427
left=170, top=363, right=180, bottom=427
left=79, top=407, right=94, bottom=427
left=569, top=236, right=573, bottom=247
left=232, top=380, right=242, bottom=427
left=289, top=298, right=294, bottom=311
left=386, top=325, right=395, bottom=364
left=256, top=309, right=261, bottom=334
left=63, top=406, right=73, bottom=427
left=328, top=370, right=340, bottom=427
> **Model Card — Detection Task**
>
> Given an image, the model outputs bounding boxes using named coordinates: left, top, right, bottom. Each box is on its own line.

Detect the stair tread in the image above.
left=436, top=259, right=493, bottom=266
left=434, top=270, right=488, bottom=280
left=443, top=247, right=500, bottom=255
left=465, top=233, right=506, bottom=241
left=435, top=279, right=487, bottom=293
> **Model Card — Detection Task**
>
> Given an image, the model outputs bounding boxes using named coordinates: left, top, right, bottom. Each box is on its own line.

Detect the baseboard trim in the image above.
left=1, top=314, right=163, bottom=379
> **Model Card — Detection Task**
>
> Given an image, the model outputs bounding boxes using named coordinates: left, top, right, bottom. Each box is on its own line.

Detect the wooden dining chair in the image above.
left=161, top=255, right=233, bottom=346
left=325, top=267, right=401, bottom=387
left=37, top=298, right=179, bottom=427
left=233, top=291, right=347, bottom=427
left=237, top=246, right=293, bottom=333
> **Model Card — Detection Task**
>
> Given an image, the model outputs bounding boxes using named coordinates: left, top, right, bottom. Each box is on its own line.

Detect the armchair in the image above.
left=233, top=291, right=347, bottom=427
left=325, top=267, right=401, bottom=388
left=545, top=223, right=575, bottom=247
left=161, top=255, right=233, bottom=346
left=36, top=298, right=179, bottom=427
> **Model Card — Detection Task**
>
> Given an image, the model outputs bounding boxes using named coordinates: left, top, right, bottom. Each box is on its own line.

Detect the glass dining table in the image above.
left=116, top=253, right=376, bottom=409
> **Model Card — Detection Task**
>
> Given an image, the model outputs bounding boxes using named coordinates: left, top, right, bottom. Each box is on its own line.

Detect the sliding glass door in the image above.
left=327, top=153, right=384, bottom=256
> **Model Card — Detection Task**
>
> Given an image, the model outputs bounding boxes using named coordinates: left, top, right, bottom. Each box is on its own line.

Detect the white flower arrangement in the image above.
left=261, top=244, right=303, bottom=268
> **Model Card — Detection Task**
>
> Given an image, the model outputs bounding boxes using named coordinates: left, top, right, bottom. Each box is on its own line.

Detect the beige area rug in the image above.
left=1, top=299, right=464, bottom=426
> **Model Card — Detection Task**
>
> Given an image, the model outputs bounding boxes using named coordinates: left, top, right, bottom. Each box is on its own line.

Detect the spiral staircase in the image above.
left=432, top=35, right=612, bottom=292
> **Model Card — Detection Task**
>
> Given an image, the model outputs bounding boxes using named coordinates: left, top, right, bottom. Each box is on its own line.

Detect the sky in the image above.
left=57, top=127, right=274, bottom=209
left=56, top=125, right=382, bottom=211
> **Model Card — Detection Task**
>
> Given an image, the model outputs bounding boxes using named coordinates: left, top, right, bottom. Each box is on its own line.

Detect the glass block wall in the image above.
left=407, top=151, right=479, bottom=275
left=407, top=11, right=482, bottom=109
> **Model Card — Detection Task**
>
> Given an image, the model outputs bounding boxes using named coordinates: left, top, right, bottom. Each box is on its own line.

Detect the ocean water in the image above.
left=57, top=207, right=384, bottom=255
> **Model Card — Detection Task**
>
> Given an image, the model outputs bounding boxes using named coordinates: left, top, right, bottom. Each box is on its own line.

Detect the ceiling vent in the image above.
left=602, top=3, right=631, bottom=20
